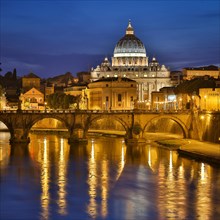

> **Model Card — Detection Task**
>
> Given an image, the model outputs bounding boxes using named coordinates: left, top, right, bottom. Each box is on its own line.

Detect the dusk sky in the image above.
left=1, top=0, right=220, bottom=78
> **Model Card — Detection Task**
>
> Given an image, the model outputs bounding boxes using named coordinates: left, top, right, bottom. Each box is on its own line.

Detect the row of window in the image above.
left=105, top=84, right=134, bottom=87
left=105, top=95, right=133, bottom=102
left=24, top=98, right=43, bottom=102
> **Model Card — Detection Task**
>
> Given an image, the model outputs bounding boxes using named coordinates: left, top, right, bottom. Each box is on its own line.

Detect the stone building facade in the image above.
left=87, top=77, right=137, bottom=110
left=91, top=21, right=171, bottom=108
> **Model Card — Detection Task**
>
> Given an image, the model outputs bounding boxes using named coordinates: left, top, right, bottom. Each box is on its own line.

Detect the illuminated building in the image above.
left=151, top=87, right=177, bottom=111
left=183, top=65, right=220, bottom=80
left=22, top=73, right=41, bottom=92
left=87, top=77, right=137, bottom=110
left=91, top=21, right=171, bottom=107
left=199, top=88, right=220, bottom=111
left=45, top=83, right=55, bottom=97
left=64, top=83, right=87, bottom=97
left=20, top=87, right=44, bottom=110
left=0, top=87, right=7, bottom=110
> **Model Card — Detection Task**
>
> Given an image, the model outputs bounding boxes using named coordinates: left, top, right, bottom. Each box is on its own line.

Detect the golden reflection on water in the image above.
left=40, top=138, right=50, bottom=220
left=87, top=140, right=98, bottom=218
left=57, top=138, right=69, bottom=216
left=0, top=132, right=10, bottom=168
left=196, top=163, right=212, bottom=220
left=157, top=150, right=187, bottom=219
left=28, top=135, right=70, bottom=219
left=87, top=138, right=126, bottom=218
left=0, top=133, right=218, bottom=219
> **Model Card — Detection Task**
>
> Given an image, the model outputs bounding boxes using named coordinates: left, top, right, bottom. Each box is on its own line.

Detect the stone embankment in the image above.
left=177, top=140, right=220, bottom=165
left=155, top=136, right=220, bottom=165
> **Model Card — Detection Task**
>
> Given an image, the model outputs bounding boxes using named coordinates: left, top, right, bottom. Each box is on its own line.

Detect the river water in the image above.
left=0, top=132, right=220, bottom=220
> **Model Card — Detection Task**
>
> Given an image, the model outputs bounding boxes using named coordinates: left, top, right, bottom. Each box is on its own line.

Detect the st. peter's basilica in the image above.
left=91, top=21, right=171, bottom=106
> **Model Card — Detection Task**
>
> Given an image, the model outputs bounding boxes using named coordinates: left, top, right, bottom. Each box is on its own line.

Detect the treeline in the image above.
left=46, top=93, right=81, bottom=109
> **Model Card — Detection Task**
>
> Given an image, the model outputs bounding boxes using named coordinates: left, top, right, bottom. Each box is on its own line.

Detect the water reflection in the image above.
left=57, top=138, right=68, bottom=216
left=29, top=134, right=70, bottom=219
left=40, top=138, right=50, bottom=220
left=157, top=150, right=188, bottom=219
left=196, top=163, right=212, bottom=220
left=87, top=140, right=98, bottom=218
left=0, top=132, right=10, bottom=168
left=0, top=132, right=220, bottom=220
left=86, top=138, right=126, bottom=218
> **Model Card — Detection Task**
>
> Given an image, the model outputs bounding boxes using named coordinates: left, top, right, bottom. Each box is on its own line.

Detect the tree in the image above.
left=12, top=68, right=17, bottom=80
left=4, top=71, right=12, bottom=79
left=46, top=93, right=77, bottom=109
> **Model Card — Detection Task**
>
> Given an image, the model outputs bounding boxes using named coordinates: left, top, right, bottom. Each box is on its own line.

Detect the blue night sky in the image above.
left=1, top=0, right=220, bottom=78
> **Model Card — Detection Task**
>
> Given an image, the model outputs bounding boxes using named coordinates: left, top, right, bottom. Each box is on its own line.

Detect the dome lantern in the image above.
left=126, top=20, right=134, bottom=35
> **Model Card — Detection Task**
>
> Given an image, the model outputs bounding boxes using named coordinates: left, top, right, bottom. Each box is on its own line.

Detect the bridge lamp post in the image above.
left=44, top=102, right=47, bottom=112
left=179, top=98, right=182, bottom=110
left=172, top=99, right=176, bottom=111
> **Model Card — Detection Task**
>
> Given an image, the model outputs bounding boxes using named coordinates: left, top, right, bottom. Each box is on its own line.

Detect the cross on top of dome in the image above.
left=126, top=20, right=134, bottom=35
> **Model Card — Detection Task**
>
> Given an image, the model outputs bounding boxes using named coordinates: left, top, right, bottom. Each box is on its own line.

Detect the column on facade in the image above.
left=141, top=83, right=144, bottom=101
left=125, top=91, right=128, bottom=108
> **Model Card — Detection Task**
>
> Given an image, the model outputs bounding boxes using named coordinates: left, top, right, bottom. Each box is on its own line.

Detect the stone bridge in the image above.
left=0, top=109, right=219, bottom=145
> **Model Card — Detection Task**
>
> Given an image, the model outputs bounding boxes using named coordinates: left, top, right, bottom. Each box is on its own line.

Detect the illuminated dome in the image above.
left=113, top=21, right=147, bottom=58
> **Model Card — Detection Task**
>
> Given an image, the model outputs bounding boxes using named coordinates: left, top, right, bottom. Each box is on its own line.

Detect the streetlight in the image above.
left=44, top=102, right=47, bottom=112
left=179, top=97, right=182, bottom=110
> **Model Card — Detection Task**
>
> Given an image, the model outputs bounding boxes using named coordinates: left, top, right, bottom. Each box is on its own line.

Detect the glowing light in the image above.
left=101, top=160, right=108, bottom=217
left=169, top=151, right=173, bottom=170
left=41, top=138, right=50, bottom=220
left=201, top=163, right=205, bottom=181
left=57, top=138, right=67, bottom=215
left=200, top=115, right=205, bottom=120
left=148, top=147, right=152, bottom=167
left=87, top=141, right=97, bottom=218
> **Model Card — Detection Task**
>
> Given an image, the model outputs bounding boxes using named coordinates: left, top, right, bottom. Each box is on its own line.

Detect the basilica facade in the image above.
left=91, top=21, right=171, bottom=108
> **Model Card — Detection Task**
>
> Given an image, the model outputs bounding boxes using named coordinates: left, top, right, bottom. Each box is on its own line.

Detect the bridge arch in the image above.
left=143, top=115, right=189, bottom=138
left=87, top=114, right=130, bottom=136
left=26, top=115, right=69, bottom=137
left=0, top=120, right=10, bottom=130
left=0, top=118, right=14, bottom=139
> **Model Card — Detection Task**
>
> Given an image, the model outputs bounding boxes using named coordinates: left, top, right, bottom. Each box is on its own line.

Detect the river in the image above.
left=0, top=132, right=220, bottom=220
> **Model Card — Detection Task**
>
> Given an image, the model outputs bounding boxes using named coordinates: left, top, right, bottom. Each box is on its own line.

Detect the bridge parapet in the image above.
left=1, top=110, right=218, bottom=144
